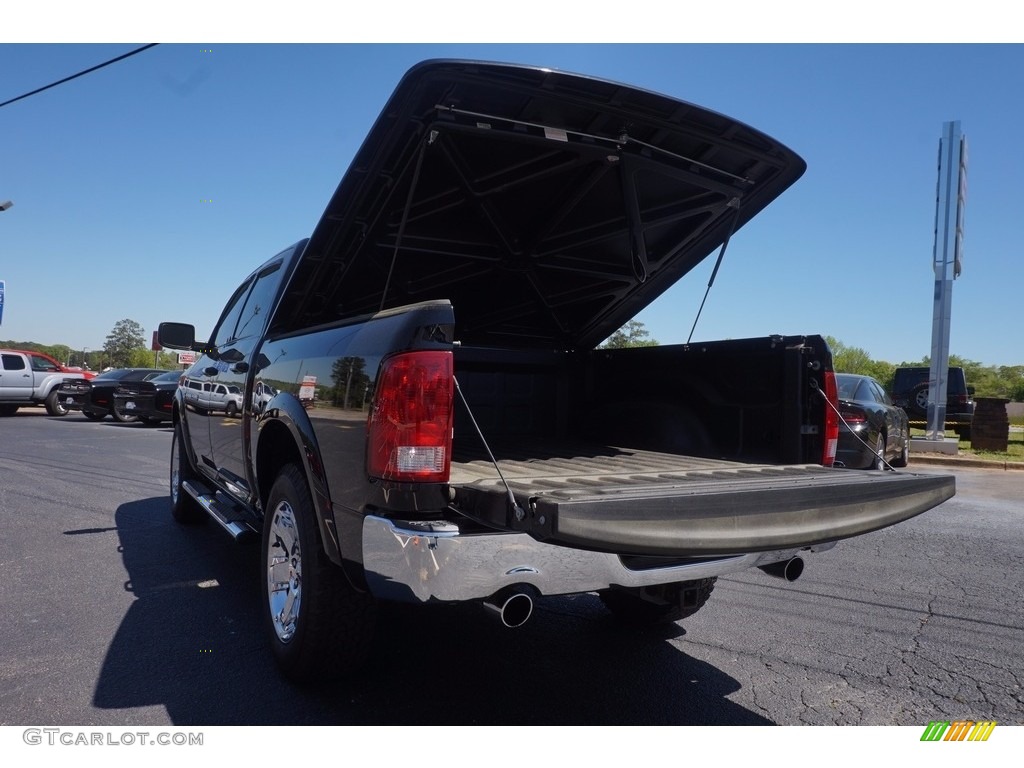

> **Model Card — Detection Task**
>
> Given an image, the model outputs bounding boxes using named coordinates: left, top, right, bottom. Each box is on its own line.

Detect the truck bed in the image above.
left=448, top=439, right=955, bottom=557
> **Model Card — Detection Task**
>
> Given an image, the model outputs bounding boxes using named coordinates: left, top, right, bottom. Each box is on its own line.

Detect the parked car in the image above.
left=835, top=373, right=909, bottom=470
left=0, top=349, right=87, bottom=416
left=58, top=368, right=170, bottom=422
left=892, top=366, right=974, bottom=440
left=112, top=369, right=182, bottom=425
left=182, top=378, right=244, bottom=416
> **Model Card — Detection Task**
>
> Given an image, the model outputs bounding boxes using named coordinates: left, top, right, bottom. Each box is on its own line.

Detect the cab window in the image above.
left=212, top=279, right=255, bottom=348
left=2, top=354, right=26, bottom=371
left=233, top=262, right=283, bottom=341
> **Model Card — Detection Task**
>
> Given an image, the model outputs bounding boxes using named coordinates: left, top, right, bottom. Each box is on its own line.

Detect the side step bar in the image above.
left=182, top=480, right=257, bottom=540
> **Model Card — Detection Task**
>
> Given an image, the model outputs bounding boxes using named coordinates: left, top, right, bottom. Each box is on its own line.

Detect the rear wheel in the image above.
left=170, top=422, right=205, bottom=524
left=599, top=578, right=717, bottom=626
left=262, top=463, right=376, bottom=683
left=871, top=433, right=887, bottom=470
left=892, top=437, right=909, bottom=468
left=112, top=403, right=138, bottom=423
left=226, top=401, right=238, bottom=418
left=0, top=405, right=18, bottom=417
left=910, top=384, right=930, bottom=418
left=958, top=426, right=972, bottom=442
left=45, top=389, right=69, bottom=416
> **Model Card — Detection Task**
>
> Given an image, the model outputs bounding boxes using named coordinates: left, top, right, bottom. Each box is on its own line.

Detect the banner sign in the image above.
left=0, top=280, right=5, bottom=325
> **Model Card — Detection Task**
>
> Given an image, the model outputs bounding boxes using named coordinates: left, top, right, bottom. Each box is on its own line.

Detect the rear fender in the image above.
left=254, top=391, right=357, bottom=582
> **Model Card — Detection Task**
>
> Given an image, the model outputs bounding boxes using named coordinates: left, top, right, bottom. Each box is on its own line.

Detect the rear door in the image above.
left=0, top=353, right=33, bottom=399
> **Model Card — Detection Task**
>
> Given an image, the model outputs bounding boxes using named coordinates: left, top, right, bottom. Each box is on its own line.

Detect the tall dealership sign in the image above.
left=927, top=121, right=968, bottom=440
left=0, top=280, right=5, bottom=326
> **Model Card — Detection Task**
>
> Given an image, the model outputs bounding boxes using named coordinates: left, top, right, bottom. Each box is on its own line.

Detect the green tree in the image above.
left=601, top=320, right=659, bottom=349
left=103, top=319, right=146, bottom=368
left=41, top=344, right=71, bottom=364
left=826, top=336, right=873, bottom=375
left=331, top=356, right=370, bottom=409
left=128, top=347, right=158, bottom=368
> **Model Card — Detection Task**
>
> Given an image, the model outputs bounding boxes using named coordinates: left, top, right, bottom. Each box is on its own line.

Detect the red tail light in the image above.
left=839, top=406, right=866, bottom=424
left=367, top=350, right=453, bottom=483
left=822, top=371, right=839, bottom=467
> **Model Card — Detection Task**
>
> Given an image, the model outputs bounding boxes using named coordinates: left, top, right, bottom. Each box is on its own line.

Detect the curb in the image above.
left=907, top=454, right=1024, bottom=471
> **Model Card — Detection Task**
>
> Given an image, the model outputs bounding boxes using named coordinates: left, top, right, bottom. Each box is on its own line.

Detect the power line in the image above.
left=0, top=44, right=159, bottom=110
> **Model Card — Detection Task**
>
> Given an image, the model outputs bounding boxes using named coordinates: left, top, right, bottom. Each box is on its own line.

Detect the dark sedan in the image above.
left=113, top=369, right=182, bottom=425
left=58, top=368, right=170, bottom=422
left=835, top=373, right=909, bottom=470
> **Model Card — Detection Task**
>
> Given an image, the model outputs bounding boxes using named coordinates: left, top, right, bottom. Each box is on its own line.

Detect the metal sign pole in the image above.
left=926, top=121, right=966, bottom=441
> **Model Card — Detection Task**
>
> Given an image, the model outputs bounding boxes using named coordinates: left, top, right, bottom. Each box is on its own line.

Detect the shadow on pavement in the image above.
left=95, top=497, right=771, bottom=725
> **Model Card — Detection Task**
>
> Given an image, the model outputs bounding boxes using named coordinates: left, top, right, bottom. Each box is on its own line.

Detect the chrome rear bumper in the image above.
left=362, top=515, right=836, bottom=604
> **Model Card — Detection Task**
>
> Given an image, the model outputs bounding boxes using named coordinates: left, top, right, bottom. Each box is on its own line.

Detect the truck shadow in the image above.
left=94, top=497, right=771, bottom=725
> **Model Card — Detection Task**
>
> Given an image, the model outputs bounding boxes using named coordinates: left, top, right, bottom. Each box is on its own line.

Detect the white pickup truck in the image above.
left=0, top=349, right=86, bottom=416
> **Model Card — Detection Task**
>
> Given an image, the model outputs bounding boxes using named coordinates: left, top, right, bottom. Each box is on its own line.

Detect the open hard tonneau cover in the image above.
left=274, top=59, right=807, bottom=348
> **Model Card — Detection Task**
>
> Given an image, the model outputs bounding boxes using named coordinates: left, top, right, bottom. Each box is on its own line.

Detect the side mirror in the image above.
left=967, top=385, right=975, bottom=396
left=158, top=322, right=196, bottom=350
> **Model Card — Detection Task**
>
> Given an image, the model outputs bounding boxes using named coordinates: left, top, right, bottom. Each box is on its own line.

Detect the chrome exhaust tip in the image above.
left=483, top=586, right=535, bottom=628
left=758, top=556, right=805, bottom=582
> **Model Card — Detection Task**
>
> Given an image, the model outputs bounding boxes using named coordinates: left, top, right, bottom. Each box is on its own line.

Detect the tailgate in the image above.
left=451, top=451, right=954, bottom=556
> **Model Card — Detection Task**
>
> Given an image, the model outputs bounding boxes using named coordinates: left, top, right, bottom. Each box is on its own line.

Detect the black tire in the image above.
left=0, top=405, right=18, bottom=417
left=170, top=422, right=205, bottom=524
left=959, top=426, right=972, bottom=442
left=891, top=438, right=909, bottom=468
left=83, top=409, right=105, bottom=421
left=261, top=463, right=376, bottom=683
left=226, top=401, right=238, bottom=418
left=138, top=415, right=157, bottom=425
left=871, top=432, right=887, bottom=470
left=909, top=384, right=930, bottom=418
left=599, top=578, right=717, bottom=626
left=111, top=402, right=138, bottom=423
left=45, top=389, right=69, bottom=416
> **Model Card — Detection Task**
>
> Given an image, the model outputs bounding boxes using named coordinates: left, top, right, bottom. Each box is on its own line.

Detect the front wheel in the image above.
left=262, top=464, right=376, bottom=683
left=111, top=403, right=138, bottom=423
left=170, top=422, right=205, bottom=524
left=599, top=578, right=717, bottom=626
left=45, top=389, right=69, bottom=416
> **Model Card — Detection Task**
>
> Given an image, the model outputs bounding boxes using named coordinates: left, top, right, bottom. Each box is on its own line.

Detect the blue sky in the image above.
left=1, top=41, right=1022, bottom=366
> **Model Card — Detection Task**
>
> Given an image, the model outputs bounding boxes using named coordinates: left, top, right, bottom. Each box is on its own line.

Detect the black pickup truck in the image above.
left=159, top=60, right=954, bottom=683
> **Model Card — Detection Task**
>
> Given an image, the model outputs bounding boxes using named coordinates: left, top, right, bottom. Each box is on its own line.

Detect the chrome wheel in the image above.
left=266, top=501, right=302, bottom=643
left=170, top=421, right=204, bottom=524
left=872, top=434, right=886, bottom=470
left=915, top=388, right=930, bottom=410
left=170, top=430, right=181, bottom=506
